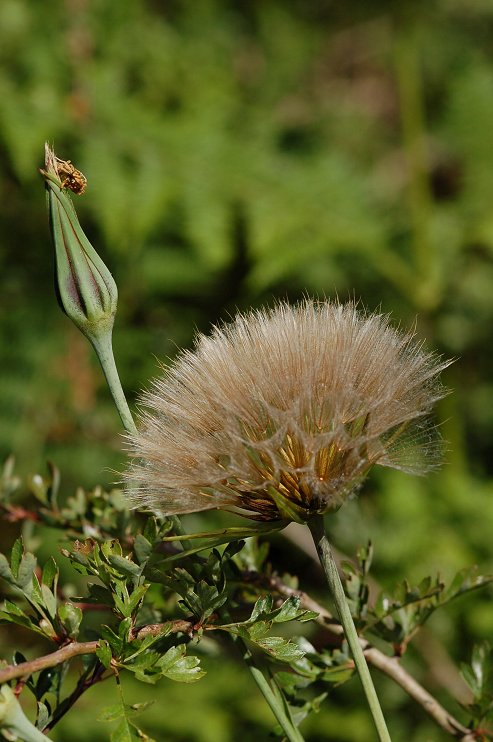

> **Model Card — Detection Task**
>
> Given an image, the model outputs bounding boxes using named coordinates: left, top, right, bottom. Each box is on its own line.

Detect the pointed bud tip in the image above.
left=44, top=142, right=57, bottom=174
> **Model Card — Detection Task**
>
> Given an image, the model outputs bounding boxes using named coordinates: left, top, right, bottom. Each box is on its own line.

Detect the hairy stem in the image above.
left=308, top=515, right=392, bottom=742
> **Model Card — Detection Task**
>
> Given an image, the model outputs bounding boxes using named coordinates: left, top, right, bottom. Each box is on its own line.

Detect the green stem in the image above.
left=90, top=334, right=137, bottom=435
left=240, top=640, right=304, bottom=742
left=308, top=515, right=391, bottom=742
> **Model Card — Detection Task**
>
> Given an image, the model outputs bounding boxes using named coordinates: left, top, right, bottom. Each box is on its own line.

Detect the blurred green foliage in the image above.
left=1, top=0, right=493, bottom=739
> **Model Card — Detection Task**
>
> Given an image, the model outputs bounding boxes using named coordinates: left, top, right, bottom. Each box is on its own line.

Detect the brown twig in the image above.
left=365, top=647, right=476, bottom=741
left=0, top=620, right=193, bottom=684
left=0, top=641, right=99, bottom=684
left=130, top=620, right=193, bottom=640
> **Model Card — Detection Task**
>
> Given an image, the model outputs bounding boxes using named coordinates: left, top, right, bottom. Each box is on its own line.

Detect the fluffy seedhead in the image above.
left=125, top=301, right=450, bottom=522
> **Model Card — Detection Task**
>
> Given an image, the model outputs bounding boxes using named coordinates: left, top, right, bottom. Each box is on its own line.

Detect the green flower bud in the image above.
left=41, top=144, right=136, bottom=434
left=41, top=144, right=117, bottom=348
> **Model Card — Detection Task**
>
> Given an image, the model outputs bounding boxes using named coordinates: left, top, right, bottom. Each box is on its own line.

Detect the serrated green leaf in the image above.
left=110, top=717, right=143, bottom=742
left=0, top=610, right=34, bottom=629
left=447, top=567, right=472, bottom=597
left=197, top=583, right=227, bottom=619
left=134, top=535, right=153, bottom=565
left=16, top=551, right=37, bottom=589
left=62, top=548, right=89, bottom=569
left=257, top=636, right=305, bottom=662
left=272, top=596, right=302, bottom=622
left=30, top=572, right=44, bottom=605
left=123, top=626, right=172, bottom=662
left=97, top=703, right=125, bottom=722
left=96, top=640, right=113, bottom=668
left=119, top=617, right=133, bottom=642
left=2, top=599, right=26, bottom=617
left=116, top=585, right=149, bottom=619
left=320, top=665, right=355, bottom=683
left=102, top=540, right=123, bottom=559
left=58, top=602, right=83, bottom=638
left=461, top=641, right=493, bottom=708
left=471, top=644, right=487, bottom=684
left=158, top=645, right=205, bottom=683
left=297, top=611, right=319, bottom=623
left=41, top=558, right=58, bottom=590
left=0, top=554, right=14, bottom=583
left=143, top=518, right=158, bottom=543
left=101, top=626, right=123, bottom=655
left=10, top=538, right=23, bottom=579
left=250, top=595, right=273, bottom=622
left=113, top=594, right=127, bottom=618
left=275, top=669, right=313, bottom=692
left=127, top=585, right=149, bottom=614
left=176, top=580, right=222, bottom=621
left=418, top=575, right=432, bottom=594
left=444, top=568, right=493, bottom=603
left=130, top=670, right=159, bottom=685
left=108, top=555, right=142, bottom=578
left=124, top=650, right=160, bottom=671
left=246, top=621, right=271, bottom=640
left=41, top=584, right=57, bottom=619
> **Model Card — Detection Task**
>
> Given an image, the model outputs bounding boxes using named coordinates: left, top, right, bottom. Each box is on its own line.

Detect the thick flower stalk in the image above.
left=126, top=300, right=448, bottom=522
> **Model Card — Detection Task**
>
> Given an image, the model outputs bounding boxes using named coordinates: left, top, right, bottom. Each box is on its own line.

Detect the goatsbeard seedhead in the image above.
left=125, top=301, right=450, bottom=523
